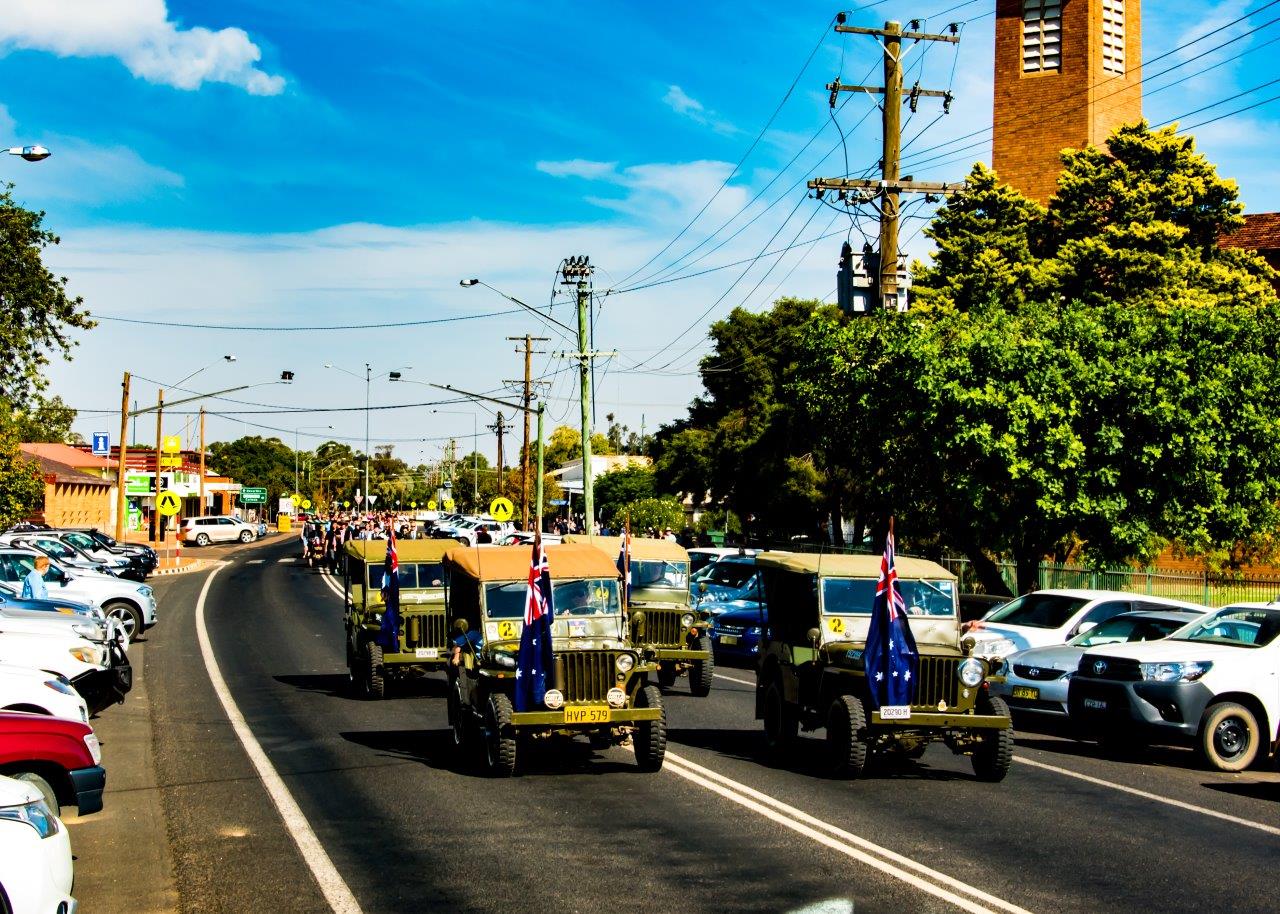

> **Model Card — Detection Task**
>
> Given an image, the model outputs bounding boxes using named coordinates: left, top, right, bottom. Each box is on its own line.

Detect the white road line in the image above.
left=246, top=559, right=265, bottom=565
left=277, top=557, right=295, bottom=564
left=664, top=751, right=1035, bottom=914
left=195, top=563, right=363, bottom=914
left=714, top=672, right=755, bottom=687
left=1013, top=755, right=1280, bottom=837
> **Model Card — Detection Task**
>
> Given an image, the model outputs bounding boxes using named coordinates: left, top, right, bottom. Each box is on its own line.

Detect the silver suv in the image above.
left=181, top=516, right=259, bottom=546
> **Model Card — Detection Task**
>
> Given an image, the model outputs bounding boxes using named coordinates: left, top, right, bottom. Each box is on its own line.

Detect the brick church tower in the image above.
left=992, top=0, right=1143, bottom=202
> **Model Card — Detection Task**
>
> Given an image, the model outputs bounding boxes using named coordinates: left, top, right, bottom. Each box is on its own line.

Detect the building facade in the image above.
left=993, top=0, right=1142, bottom=202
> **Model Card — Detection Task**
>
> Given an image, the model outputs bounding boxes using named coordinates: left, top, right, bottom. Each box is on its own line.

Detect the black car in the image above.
left=62, top=529, right=156, bottom=580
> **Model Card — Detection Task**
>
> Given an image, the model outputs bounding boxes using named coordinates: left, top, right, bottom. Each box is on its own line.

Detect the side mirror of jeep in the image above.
left=806, top=626, right=821, bottom=646
left=452, top=617, right=469, bottom=635
left=698, top=582, right=708, bottom=594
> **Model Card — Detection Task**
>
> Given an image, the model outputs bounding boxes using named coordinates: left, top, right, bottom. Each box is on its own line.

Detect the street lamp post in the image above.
left=326, top=363, right=411, bottom=512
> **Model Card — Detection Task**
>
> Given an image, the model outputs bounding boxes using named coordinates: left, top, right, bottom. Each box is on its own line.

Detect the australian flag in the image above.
left=863, top=520, right=919, bottom=709
left=378, top=530, right=401, bottom=651
left=515, top=535, right=556, bottom=712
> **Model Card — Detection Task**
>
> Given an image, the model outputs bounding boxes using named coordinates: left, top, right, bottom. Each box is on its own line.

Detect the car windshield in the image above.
left=1070, top=615, right=1190, bottom=647
left=1170, top=607, right=1280, bottom=648
left=35, top=540, right=75, bottom=559
left=703, top=562, right=756, bottom=587
left=64, top=533, right=96, bottom=550
left=631, top=559, right=688, bottom=590
left=821, top=578, right=956, bottom=616
left=484, top=577, right=621, bottom=619
left=983, top=593, right=1089, bottom=629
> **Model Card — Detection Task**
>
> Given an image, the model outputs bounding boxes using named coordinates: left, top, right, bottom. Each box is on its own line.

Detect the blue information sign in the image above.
left=91, top=432, right=110, bottom=457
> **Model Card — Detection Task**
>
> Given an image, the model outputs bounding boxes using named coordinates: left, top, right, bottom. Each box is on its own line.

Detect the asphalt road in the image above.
left=104, top=537, right=1280, bottom=913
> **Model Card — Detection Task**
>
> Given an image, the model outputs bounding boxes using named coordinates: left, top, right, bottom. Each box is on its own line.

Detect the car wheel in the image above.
left=484, top=692, right=517, bottom=777
left=656, top=662, right=677, bottom=688
left=826, top=694, right=869, bottom=778
left=762, top=679, right=798, bottom=754
left=971, top=694, right=1014, bottom=782
left=633, top=684, right=667, bottom=772
left=361, top=640, right=385, bottom=700
left=239, top=530, right=254, bottom=543
left=104, top=601, right=143, bottom=643
left=1198, top=701, right=1261, bottom=772
left=13, top=771, right=60, bottom=817
left=195, top=533, right=210, bottom=547
left=689, top=635, right=714, bottom=696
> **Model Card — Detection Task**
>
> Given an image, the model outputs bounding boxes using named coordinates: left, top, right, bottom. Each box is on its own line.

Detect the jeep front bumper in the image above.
left=869, top=710, right=1011, bottom=729
left=510, top=707, right=663, bottom=726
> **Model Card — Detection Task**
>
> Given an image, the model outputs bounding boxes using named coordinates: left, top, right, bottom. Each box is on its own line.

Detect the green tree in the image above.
left=207, top=436, right=298, bottom=511
left=0, top=395, right=78, bottom=443
left=594, top=464, right=658, bottom=527
left=798, top=122, right=1280, bottom=594
left=624, top=497, right=685, bottom=536
left=541, top=425, right=613, bottom=470
left=0, top=431, right=44, bottom=527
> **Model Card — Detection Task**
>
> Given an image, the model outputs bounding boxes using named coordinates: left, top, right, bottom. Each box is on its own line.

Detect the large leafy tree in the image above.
left=594, top=464, right=658, bottom=528
left=798, top=123, right=1280, bottom=593
left=207, top=436, right=298, bottom=510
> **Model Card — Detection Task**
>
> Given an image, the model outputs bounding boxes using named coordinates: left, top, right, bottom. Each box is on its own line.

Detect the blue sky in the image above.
left=3, top=0, right=1277, bottom=465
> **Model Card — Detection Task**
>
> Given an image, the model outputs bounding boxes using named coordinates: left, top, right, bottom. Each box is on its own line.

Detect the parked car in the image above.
left=0, top=547, right=157, bottom=642
left=0, top=773, right=76, bottom=914
left=688, top=546, right=757, bottom=577
left=1070, top=603, right=1280, bottom=771
left=63, top=527, right=157, bottom=579
left=963, top=589, right=1206, bottom=660
left=1, top=532, right=131, bottom=577
left=0, top=710, right=105, bottom=816
left=691, top=555, right=761, bottom=605
left=181, top=515, right=259, bottom=546
left=451, top=518, right=514, bottom=547
left=958, top=592, right=1008, bottom=624
left=0, top=620, right=130, bottom=715
left=709, top=601, right=768, bottom=662
left=994, top=609, right=1203, bottom=717
left=0, top=666, right=90, bottom=723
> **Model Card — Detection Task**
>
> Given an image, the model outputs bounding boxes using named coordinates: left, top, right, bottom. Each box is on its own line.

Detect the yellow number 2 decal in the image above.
left=498, top=621, right=516, bottom=639
left=829, top=617, right=845, bottom=634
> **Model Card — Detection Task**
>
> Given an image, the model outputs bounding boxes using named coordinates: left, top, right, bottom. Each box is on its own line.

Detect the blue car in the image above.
left=691, top=556, right=761, bottom=606
left=709, top=601, right=768, bottom=662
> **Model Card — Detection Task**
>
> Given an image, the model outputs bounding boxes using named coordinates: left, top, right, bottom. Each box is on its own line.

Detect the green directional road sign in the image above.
left=240, top=487, right=267, bottom=505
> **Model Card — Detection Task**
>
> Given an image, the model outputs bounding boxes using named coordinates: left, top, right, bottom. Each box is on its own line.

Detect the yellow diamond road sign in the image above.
left=489, top=497, right=514, bottom=522
left=156, top=490, right=182, bottom=516
left=427, top=500, right=438, bottom=510
left=443, top=499, right=455, bottom=512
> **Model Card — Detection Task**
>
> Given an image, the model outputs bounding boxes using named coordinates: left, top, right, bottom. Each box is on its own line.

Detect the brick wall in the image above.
left=41, top=480, right=113, bottom=529
left=992, top=0, right=1142, bottom=203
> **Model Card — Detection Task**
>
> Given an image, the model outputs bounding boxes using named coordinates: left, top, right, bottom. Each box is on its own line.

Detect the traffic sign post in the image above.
left=240, top=487, right=267, bottom=505
left=92, top=432, right=110, bottom=457
left=157, top=490, right=181, bottom=517
left=489, top=497, right=514, bottom=522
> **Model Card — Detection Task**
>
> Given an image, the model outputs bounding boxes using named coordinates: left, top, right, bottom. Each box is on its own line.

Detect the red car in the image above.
left=0, top=711, right=105, bottom=816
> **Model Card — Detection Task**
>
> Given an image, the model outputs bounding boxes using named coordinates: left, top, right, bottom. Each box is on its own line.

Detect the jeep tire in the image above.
left=689, top=635, right=714, bottom=696
left=1198, top=701, right=1261, bottom=772
left=971, top=694, right=1014, bottom=782
left=657, top=662, right=677, bottom=688
left=827, top=694, right=869, bottom=778
left=484, top=692, right=517, bottom=777
left=634, top=684, right=668, bottom=772
left=360, top=640, right=385, bottom=700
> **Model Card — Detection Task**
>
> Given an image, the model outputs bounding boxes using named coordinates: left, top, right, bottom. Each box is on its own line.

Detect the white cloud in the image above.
left=535, top=159, right=619, bottom=180
left=662, top=84, right=738, bottom=136
left=0, top=0, right=285, bottom=95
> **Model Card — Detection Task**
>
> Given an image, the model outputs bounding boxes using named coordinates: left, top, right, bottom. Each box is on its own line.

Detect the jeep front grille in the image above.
left=404, top=611, right=447, bottom=650
left=640, top=608, right=685, bottom=647
left=911, top=657, right=961, bottom=710
left=555, top=651, right=618, bottom=704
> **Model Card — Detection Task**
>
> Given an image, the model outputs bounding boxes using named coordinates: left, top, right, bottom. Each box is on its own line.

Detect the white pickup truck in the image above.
left=1069, top=603, right=1280, bottom=771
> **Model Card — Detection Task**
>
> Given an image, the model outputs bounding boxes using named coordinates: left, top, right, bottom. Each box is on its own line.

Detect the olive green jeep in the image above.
left=342, top=539, right=453, bottom=699
left=566, top=535, right=713, bottom=696
left=754, top=552, right=1013, bottom=781
left=443, top=543, right=667, bottom=777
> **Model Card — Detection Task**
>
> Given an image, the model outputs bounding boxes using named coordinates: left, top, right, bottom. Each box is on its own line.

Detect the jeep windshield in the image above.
left=821, top=578, right=956, bottom=616
left=368, top=563, right=445, bottom=590
left=1170, top=607, right=1280, bottom=648
left=982, top=593, right=1089, bottom=629
left=631, top=559, right=688, bottom=591
left=485, top=578, right=622, bottom=619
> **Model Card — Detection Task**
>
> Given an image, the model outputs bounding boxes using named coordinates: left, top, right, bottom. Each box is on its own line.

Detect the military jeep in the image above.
left=342, top=539, right=453, bottom=699
left=754, top=552, right=1013, bottom=781
left=566, top=535, right=713, bottom=696
left=443, top=543, right=667, bottom=777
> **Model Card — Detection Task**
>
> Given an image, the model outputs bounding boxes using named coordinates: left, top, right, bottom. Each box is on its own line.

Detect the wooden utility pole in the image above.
left=151, top=390, right=164, bottom=546
left=560, top=255, right=602, bottom=528
left=495, top=412, right=506, bottom=493
left=507, top=334, right=548, bottom=530
left=114, top=372, right=131, bottom=541
left=809, top=17, right=961, bottom=308
left=198, top=407, right=206, bottom=517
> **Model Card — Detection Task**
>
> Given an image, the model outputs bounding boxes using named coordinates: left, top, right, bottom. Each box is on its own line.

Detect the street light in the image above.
left=459, top=277, right=576, bottom=335
left=171, top=354, right=236, bottom=391
left=294, top=425, right=333, bottom=496
left=4, top=145, right=50, bottom=163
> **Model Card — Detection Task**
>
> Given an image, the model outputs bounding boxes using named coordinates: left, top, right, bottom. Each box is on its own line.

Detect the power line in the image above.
left=92, top=307, right=526, bottom=332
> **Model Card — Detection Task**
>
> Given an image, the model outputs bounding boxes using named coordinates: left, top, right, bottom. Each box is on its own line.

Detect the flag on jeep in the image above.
left=515, top=534, right=556, bottom=712
left=863, top=519, right=919, bottom=710
left=378, top=530, right=401, bottom=651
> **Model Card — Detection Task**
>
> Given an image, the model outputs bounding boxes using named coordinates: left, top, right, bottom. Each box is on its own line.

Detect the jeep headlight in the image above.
left=615, top=653, right=635, bottom=674
left=680, top=613, right=695, bottom=628
left=544, top=688, right=565, bottom=710
left=0, top=798, right=60, bottom=839
left=607, top=687, right=626, bottom=708
left=490, top=651, right=517, bottom=669
left=957, top=657, right=985, bottom=688
left=1139, top=661, right=1212, bottom=682
left=70, top=645, right=104, bottom=666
